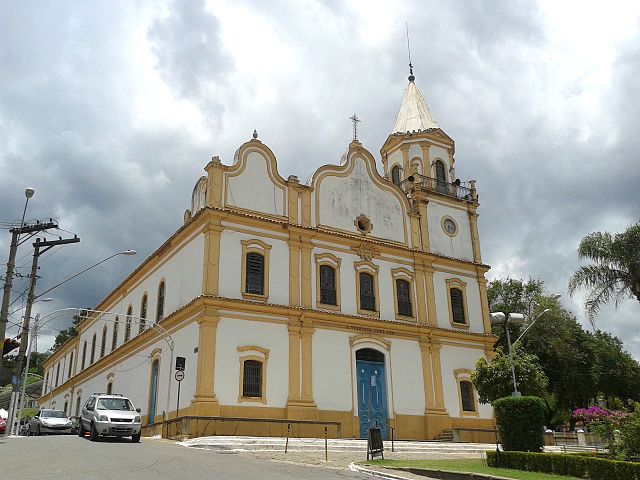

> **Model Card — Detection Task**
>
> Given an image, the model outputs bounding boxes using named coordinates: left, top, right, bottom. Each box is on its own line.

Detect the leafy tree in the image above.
left=50, top=309, right=90, bottom=353
left=472, top=346, right=549, bottom=403
left=27, top=351, right=50, bottom=377
left=568, top=221, right=640, bottom=323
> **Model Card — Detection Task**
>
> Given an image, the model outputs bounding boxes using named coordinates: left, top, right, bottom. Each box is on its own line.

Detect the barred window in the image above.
left=112, top=316, right=119, bottom=351
left=319, top=265, right=337, bottom=305
left=359, top=272, right=376, bottom=312
left=100, top=326, right=107, bottom=358
left=242, top=360, right=262, bottom=398
left=90, top=333, right=96, bottom=365
left=125, top=306, right=132, bottom=342
left=450, top=288, right=466, bottom=324
left=81, top=341, right=87, bottom=370
left=68, top=352, right=74, bottom=378
left=391, top=165, right=401, bottom=186
left=460, top=381, right=475, bottom=412
left=139, top=294, right=148, bottom=333
left=396, top=279, right=413, bottom=317
left=55, top=363, right=60, bottom=387
left=156, top=282, right=165, bottom=322
left=435, top=160, right=447, bottom=193
left=245, top=253, right=265, bottom=295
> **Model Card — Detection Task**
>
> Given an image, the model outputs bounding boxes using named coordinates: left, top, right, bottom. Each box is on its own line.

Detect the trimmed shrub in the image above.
left=486, top=451, right=640, bottom=480
left=493, top=396, right=545, bottom=452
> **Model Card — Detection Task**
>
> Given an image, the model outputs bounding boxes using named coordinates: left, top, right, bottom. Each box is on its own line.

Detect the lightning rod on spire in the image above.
left=406, top=22, right=415, bottom=82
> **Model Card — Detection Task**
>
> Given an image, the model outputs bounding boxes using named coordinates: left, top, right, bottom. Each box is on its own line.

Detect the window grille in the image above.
left=156, top=282, right=165, bottom=322
left=450, top=288, right=466, bottom=324
left=90, top=334, right=96, bottom=364
left=356, top=348, right=384, bottom=362
left=81, top=342, right=87, bottom=370
left=125, top=307, right=132, bottom=342
left=435, top=161, right=447, bottom=194
left=460, top=381, right=475, bottom=412
left=242, top=360, right=262, bottom=397
left=359, top=272, right=376, bottom=312
left=391, top=165, right=401, bottom=186
left=319, top=265, right=337, bottom=305
left=245, top=252, right=265, bottom=295
left=100, top=326, right=107, bottom=358
left=396, top=279, right=413, bottom=317
left=139, top=295, right=147, bottom=333
left=112, top=317, right=119, bottom=351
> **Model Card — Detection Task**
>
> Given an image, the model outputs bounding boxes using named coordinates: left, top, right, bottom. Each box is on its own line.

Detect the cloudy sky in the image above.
left=1, top=0, right=639, bottom=357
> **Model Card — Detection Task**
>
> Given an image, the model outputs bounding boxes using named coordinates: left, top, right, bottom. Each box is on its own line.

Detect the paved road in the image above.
left=0, top=434, right=371, bottom=480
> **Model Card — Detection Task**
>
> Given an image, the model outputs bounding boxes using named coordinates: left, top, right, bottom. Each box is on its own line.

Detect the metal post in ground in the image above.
left=324, top=426, right=328, bottom=461
left=285, top=423, right=290, bottom=453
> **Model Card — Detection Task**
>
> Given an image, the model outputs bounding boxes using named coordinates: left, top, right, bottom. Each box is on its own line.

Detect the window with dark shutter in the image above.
left=90, top=334, right=96, bottom=364
left=242, top=360, right=262, bottom=397
left=112, top=317, right=119, bottom=351
left=156, top=282, right=165, bottom=322
left=319, top=265, right=337, bottom=305
left=396, top=279, right=413, bottom=317
left=460, top=381, right=475, bottom=412
left=139, top=295, right=147, bottom=333
left=451, top=288, right=466, bottom=324
left=245, top=252, right=265, bottom=295
left=359, top=272, right=376, bottom=312
left=81, top=342, right=87, bottom=370
left=435, top=160, right=447, bottom=193
left=68, top=352, right=74, bottom=378
left=100, top=326, right=107, bottom=358
left=125, top=306, right=132, bottom=342
left=391, top=165, right=401, bottom=186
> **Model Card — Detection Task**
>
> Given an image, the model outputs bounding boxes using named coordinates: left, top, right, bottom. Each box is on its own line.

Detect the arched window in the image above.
left=356, top=348, right=385, bottom=362
left=148, top=359, right=160, bottom=424
left=125, top=306, right=132, bottom=342
left=68, top=352, right=74, bottom=378
left=55, top=363, right=60, bottom=387
left=81, top=341, right=87, bottom=370
left=156, top=281, right=165, bottom=322
left=245, top=253, right=265, bottom=295
left=319, top=265, right=337, bottom=305
left=63, top=401, right=68, bottom=415
left=359, top=272, right=376, bottom=312
left=435, top=160, right=447, bottom=193
left=90, top=334, right=97, bottom=365
left=391, top=165, right=402, bottom=186
left=242, top=360, right=263, bottom=398
left=100, top=326, right=107, bottom=358
left=396, top=279, right=412, bottom=317
left=107, top=382, right=113, bottom=395
left=460, top=380, right=475, bottom=412
left=139, top=294, right=148, bottom=334
left=450, top=288, right=466, bottom=324
left=112, top=316, right=119, bottom=351
left=75, top=394, right=82, bottom=417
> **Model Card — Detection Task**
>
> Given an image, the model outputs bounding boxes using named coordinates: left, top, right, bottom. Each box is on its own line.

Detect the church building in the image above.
left=41, top=70, right=496, bottom=441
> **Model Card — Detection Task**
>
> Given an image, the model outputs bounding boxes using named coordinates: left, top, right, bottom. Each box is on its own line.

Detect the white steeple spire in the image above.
left=391, top=71, right=439, bottom=134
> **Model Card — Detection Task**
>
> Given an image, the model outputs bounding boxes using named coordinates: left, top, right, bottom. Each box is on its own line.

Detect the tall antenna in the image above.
left=406, top=22, right=414, bottom=82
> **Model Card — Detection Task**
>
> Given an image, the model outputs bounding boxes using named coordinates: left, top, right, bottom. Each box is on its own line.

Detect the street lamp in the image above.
left=490, top=312, right=525, bottom=397
left=513, top=294, right=561, bottom=346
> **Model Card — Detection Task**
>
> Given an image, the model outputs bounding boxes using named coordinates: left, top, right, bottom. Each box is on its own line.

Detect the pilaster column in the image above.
left=478, top=275, right=492, bottom=334
left=400, top=145, right=410, bottom=174
left=468, top=207, right=482, bottom=263
left=300, top=239, right=313, bottom=308
left=419, top=340, right=437, bottom=410
left=418, top=202, right=431, bottom=252
left=424, top=266, right=438, bottom=326
left=414, top=262, right=429, bottom=324
left=203, top=218, right=224, bottom=296
left=289, top=237, right=301, bottom=306
left=420, top=144, right=431, bottom=175
left=191, top=306, right=220, bottom=416
left=300, top=319, right=315, bottom=403
left=205, top=157, right=224, bottom=208
left=287, top=318, right=301, bottom=404
left=430, top=341, right=446, bottom=410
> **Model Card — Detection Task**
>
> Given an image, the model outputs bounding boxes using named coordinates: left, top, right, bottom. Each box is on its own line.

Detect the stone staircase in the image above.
left=432, top=429, right=454, bottom=442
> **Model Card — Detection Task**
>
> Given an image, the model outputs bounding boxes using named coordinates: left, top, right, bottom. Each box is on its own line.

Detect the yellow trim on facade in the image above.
left=237, top=346, right=269, bottom=404
left=354, top=260, right=380, bottom=317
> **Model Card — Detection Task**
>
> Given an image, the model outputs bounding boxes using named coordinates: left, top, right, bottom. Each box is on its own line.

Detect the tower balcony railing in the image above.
left=398, top=174, right=476, bottom=202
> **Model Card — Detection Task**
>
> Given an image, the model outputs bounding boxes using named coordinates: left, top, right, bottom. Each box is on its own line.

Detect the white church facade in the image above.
left=41, top=73, right=496, bottom=441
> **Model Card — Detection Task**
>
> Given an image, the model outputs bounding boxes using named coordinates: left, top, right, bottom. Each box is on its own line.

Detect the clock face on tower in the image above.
left=442, top=217, right=458, bottom=236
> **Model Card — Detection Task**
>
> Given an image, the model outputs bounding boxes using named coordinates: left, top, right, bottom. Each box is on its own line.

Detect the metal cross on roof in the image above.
left=349, top=113, right=361, bottom=141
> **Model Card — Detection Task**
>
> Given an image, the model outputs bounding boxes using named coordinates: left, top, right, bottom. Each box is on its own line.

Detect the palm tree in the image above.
left=568, top=222, right=640, bottom=323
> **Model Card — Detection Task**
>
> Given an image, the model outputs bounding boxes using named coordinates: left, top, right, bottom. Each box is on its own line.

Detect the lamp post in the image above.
left=0, top=188, right=35, bottom=364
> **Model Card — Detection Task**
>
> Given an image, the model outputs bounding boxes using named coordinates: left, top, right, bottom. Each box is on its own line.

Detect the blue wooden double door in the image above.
left=356, top=348, right=389, bottom=439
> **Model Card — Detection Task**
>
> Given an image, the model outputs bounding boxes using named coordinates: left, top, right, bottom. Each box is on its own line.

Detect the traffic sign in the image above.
left=175, top=370, right=185, bottom=382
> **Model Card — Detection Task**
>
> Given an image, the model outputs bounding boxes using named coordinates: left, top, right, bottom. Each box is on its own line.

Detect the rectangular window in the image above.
left=359, top=272, right=376, bottom=312
left=245, top=253, right=265, bottom=295
left=460, top=381, right=475, bottom=412
left=450, top=288, right=466, bottom=324
left=396, top=279, right=413, bottom=317
left=319, top=265, right=337, bottom=305
left=242, top=360, right=262, bottom=397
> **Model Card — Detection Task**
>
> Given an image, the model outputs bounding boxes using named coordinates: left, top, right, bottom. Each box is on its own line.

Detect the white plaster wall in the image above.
left=389, top=339, right=424, bottom=415
left=427, top=202, right=474, bottom=262
left=215, top=317, right=289, bottom=407
left=313, top=330, right=353, bottom=411
left=387, top=150, right=403, bottom=172
left=408, top=144, right=423, bottom=165
left=225, top=151, right=286, bottom=217
left=218, top=229, right=289, bottom=306
left=433, top=271, right=483, bottom=333
left=316, top=157, right=407, bottom=243
left=439, top=345, right=492, bottom=419
left=49, top=321, right=200, bottom=418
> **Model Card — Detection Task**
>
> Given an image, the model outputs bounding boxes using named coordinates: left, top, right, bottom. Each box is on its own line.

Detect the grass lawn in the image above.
left=363, top=459, right=580, bottom=480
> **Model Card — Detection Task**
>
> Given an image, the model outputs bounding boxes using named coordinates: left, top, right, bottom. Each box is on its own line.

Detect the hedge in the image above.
left=493, top=396, right=546, bottom=452
left=486, top=450, right=640, bottom=480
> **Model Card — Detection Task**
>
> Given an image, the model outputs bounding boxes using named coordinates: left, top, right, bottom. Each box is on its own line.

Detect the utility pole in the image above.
left=7, top=234, right=79, bottom=434
left=1, top=220, right=57, bottom=366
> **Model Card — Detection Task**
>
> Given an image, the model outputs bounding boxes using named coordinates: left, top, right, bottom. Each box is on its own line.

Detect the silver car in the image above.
left=28, top=409, right=73, bottom=435
left=79, top=393, right=142, bottom=442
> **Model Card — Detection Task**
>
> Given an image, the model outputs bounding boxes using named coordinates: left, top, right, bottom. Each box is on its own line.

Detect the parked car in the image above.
left=0, top=417, right=6, bottom=434
left=69, top=416, right=81, bottom=435
left=79, top=393, right=142, bottom=442
left=28, top=409, right=73, bottom=435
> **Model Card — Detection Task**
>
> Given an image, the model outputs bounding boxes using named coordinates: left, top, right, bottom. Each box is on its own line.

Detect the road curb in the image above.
left=348, top=463, right=413, bottom=480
